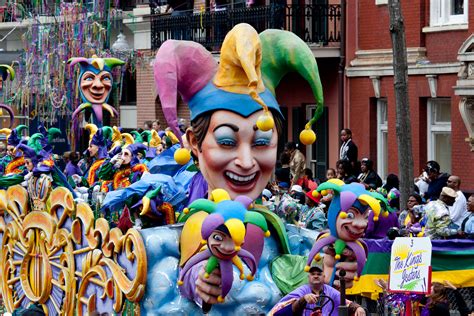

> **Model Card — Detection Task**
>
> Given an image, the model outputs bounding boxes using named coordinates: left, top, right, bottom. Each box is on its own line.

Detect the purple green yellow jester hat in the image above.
left=85, top=124, right=109, bottom=159
left=122, top=142, right=147, bottom=166
left=68, top=55, right=125, bottom=124
left=0, top=125, right=27, bottom=158
left=15, top=133, right=45, bottom=166
left=154, top=23, right=324, bottom=164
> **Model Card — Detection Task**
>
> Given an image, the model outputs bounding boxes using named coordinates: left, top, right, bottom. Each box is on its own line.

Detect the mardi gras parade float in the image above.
left=0, top=20, right=474, bottom=316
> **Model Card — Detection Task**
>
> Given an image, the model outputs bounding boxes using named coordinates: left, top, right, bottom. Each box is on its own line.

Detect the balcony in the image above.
left=116, top=0, right=151, bottom=11
left=150, top=4, right=341, bottom=51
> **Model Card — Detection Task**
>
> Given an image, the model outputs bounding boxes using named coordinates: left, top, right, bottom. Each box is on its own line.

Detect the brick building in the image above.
left=346, top=0, right=474, bottom=191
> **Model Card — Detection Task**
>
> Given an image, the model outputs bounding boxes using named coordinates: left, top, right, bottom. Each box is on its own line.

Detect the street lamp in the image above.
left=111, top=32, right=131, bottom=53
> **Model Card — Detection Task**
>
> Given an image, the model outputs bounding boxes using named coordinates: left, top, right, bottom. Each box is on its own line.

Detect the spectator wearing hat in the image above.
left=357, top=158, right=382, bottom=190
left=290, top=184, right=305, bottom=204
left=271, top=258, right=366, bottom=316
left=298, top=190, right=327, bottom=231
left=285, top=141, right=306, bottom=185
left=461, top=194, right=474, bottom=238
left=446, top=175, right=469, bottom=228
left=297, top=168, right=318, bottom=192
left=423, top=187, right=460, bottom=239
left=424, top=161, right=450, bottom=202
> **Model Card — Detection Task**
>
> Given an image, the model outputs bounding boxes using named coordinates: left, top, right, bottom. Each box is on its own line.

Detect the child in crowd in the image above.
left=298, top=190, right=327, bottom=231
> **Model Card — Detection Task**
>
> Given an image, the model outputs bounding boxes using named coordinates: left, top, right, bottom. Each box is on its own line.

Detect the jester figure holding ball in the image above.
left=178, top=189, right=270, bottom=309
left=305, top=180, right=392, bottom=286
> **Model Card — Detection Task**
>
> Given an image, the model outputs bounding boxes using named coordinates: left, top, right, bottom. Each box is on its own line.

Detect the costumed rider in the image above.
left=97, top=139, right=149, bottom=228
left=0, top=125, right=28, bottom=182
left=68, top=55, right=125, bottom=126
left=74, top=124, right=109, bottom=202
left=140, top=129, right=164, bottom=163
left=153, top=22, right=326, bottom=309
left=10, top=133, right=75, bottom=197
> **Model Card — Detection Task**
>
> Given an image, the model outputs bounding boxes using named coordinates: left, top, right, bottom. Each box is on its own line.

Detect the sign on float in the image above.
left=389, top=237, right=432, bottom=294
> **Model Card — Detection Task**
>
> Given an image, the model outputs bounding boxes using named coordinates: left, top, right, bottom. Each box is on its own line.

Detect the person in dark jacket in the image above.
left=424, top=160, right=450, bottom=202
left=357, top=158, right=382, bottom=190
left=339, top=128, right=358, bottom=174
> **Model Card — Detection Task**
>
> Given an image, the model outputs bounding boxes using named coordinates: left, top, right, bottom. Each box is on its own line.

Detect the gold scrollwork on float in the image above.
left=0, top=184, right=147, bottom=315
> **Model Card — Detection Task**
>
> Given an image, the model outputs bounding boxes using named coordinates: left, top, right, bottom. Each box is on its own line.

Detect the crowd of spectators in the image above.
left=263, top=130, right=474, bottom=241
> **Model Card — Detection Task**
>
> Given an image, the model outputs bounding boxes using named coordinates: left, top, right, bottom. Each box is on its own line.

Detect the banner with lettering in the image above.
left=389, top=237, right=432, bottom=294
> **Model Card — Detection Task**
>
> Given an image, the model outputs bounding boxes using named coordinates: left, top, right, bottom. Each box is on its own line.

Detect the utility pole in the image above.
left=388, top=0, right=414, bottom=209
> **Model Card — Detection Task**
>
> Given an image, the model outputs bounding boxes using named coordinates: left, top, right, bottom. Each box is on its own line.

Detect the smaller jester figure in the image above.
left=305, top=180, right=389, bottom=285
left=68, top=55, right=125, bottom=126
left=178, top=189, right=271, bottom=306
left=0, top=64, right=15, bottom=128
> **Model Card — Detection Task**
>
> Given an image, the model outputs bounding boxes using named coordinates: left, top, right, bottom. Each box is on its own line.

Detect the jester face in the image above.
left=24, top=158, right=34, bottom=171
left=336, top=207, right=369, bottom=241
left=190, top=110, right=278, bottom=201
left=121, top=148, right=132, bottom=165
left=88, top=144, right=99, bottom=157
left=207, top=230, right=238, bottom=260
left=80, top=70, right=112, bottom=104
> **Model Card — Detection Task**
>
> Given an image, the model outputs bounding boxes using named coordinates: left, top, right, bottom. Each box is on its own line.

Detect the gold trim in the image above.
left=0, top=183, right=147, bottom=315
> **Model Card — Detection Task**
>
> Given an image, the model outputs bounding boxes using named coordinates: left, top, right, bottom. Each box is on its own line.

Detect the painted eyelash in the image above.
left=216, top=138, right=236, bottom=146
left=253, top=139, right=271, bottom=146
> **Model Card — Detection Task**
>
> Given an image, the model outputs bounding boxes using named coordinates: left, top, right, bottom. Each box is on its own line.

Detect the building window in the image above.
left=377, top=99, right=388, bottom=180
left=427, top=98, right=451, bottom=174
left=430, top=0, right=468, bottom=26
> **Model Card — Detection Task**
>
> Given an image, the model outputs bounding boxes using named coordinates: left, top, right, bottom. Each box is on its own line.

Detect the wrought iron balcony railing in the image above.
left=150, top=3, right=341, bottom=51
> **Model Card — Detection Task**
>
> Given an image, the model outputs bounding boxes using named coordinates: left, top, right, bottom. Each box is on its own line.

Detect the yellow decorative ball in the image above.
left=339, top=212, right=348, bottom=219
left=183, top=207, right=189, bottom=214
left=335, top=254, right=341, bottom=260
left=312, top=191, right=320, bottom=198
left=299, top=129, right=316, bottom=145
left=246, top=275, right=255, bottom=281
left=256, top=113, right=274, bottom=131
left=174, top=148, right=191, bottom=165
left=321, top=190, right=328, bottom=196
left=217, top=296, right=225, bottom=303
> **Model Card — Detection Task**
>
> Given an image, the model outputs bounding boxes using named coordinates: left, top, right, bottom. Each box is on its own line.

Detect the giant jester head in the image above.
left=68, top=55, right=125, bottom=124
